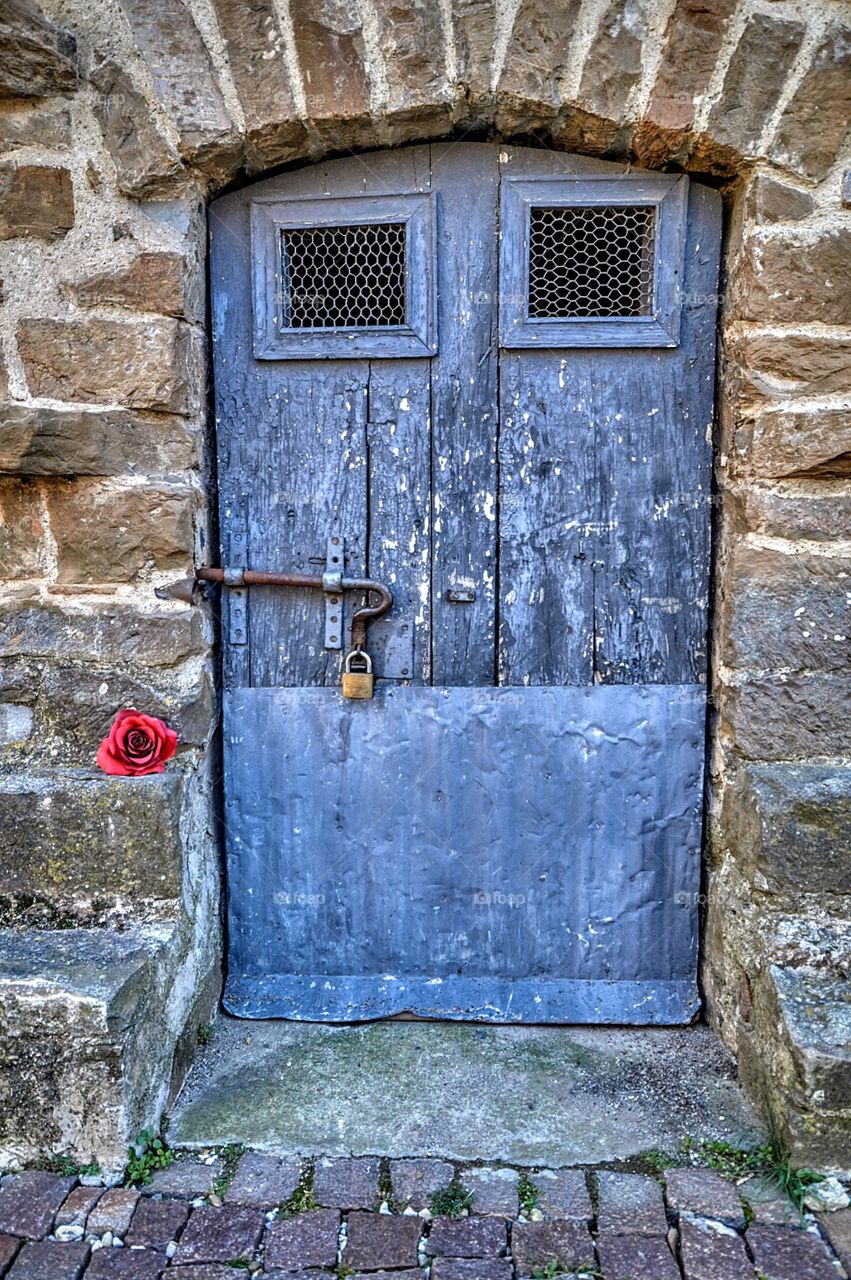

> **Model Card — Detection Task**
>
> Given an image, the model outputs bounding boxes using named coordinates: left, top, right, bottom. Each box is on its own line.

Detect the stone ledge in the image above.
left=0, top=925, right=214, bottom=1172
left=0, top=770, right=184, bottom=910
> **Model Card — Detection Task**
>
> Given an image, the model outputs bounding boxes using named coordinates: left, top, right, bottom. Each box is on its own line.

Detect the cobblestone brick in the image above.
left=0, top=1173, right=76, bottom=1240
left=747, top=1223, right=839, bottom=1280
left=596, top=1172, right=668, bottom=1236
left=0, top=1235, right=19, bottom=1275
left=817, top=1206, right=851, bottom=1271
left=389, top=1158, right=454, bottom=1210
left=5, top=1240, right=88, bottom=1280
left=344, top=1211, right=421, bottom=1271
left=224, top=1152, right=301, bottom=1208
left=664, top=1167, right=745, bottom=1227
left=679, top=1216, right=753, bottom=1280
left=86, top=1189, right=140, bottom=1238
left=263, top=1208, right=340, bottom=1270
left=534, top=1169, right=592, bottom=1221
left=511, top=1220, right=594, bottom=1274
left=431, top=1261, right=513, bottom=1280
left=426, top=1216, right=506, bottom=1257
left=597, top=1233, right=679, bottom=1279
left=157, top=1268, right=237, bottom=1280
left=141, top=1161, right=223, bottom=1200
left=83, top=1251, right=162, bottom=1279
left=312, top=1156, right=381, bottom=1209
left=462, top=1167, right=519, bottom=1218
left=738, top=1178, right=796, bottom=1226
left=125, top=1197, right=188, bottom=1249
left=56, top=1188, right=103, bottom=1229
left=174, top=1206, right=264, bottom=1265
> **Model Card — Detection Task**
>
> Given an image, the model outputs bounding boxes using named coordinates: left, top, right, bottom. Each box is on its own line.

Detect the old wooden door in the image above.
left=210, top=144, right=721, bottom=1023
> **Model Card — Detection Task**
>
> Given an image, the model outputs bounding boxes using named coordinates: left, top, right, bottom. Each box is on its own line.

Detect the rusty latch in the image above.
left=156, top=564, right=393, bottom=653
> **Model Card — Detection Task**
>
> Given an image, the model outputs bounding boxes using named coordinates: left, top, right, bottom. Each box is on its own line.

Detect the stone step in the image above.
left=0, top=924, right=215, bottom=1174
left=168, top=1018, right=761, bottom=1166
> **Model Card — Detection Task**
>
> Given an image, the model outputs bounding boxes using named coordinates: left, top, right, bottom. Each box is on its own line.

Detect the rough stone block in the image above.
left=263, top=1208, right=340, bottom=1270
left=0, top=0, right=77, bottom=98
left=664, top=1168, right=744, bottom=1227
left=223, top=1151, right=300, bottom=1208
left=735, top=230, right=851, bottom=326
left=0, top=1172, right=75, bottom=1239
left=89, top=60, right=183, bottom=199
left=209, top=0, right=305, bottom=169
left=745, top=174, right=815, bottom=225
left=4, top=1239, right=89, bottom=1279
left=744, top=407, right=851, bottom=480
left=0, top=925, right=195, bottom=1171
left=575, top=0, right=651, bottom=123
left=17, top=319, right=196, bottom=416
left=0, top=405, right=199, bottom=478
left=124, top=1195, right=188, bottom=1248
left=496, top=0, right=582, bottom=124
left=312, top=1156, right=381, bottom=1209
left=596, top=1233, right=679, bottom=1280
left=85, top=1188, right=139, bottom=1237
left=0, top=1234, right=18, bottom=1274
left=534, top=1168, right=591, bottom=1221
left=0, top=166, right=73, bottom=242
left=729, top=333, right=851, bottom=404
left=83, top=1251, right=162, bottom=1279
left=0, top=771, right=184, bottom=905
left=55, top=1186, right=103, bottom=1229
left=0, top=479, right=47, bottom=580
left=461, top=1167, right=519, bottom=1217
left=747, top=1223, right=839, bottom=1280
left=49, top=480, right=196, bottom=584
left=371, top=0, right=448, bottom=118
left=141, top=1160, right=223, bottom=1200
left=737, top=485, right=851, bottom=543
left=596, top=1171, right=668, bottom=1236
left=723, top=763, right=851, bottom=894
left=0, top=600, right=207, bottom=668
left=771, top=968, right=851, bottom=1113
left=173, top=1205, right=264, bottom=1265
left=679, top=1216, right=752, bottom=1280
left=721, top=545, right=851, bottom=675
left=643, top=0, right=737, bottom=135
left=772, top=19, right=851, bottom=182
left=288, top=0, right=370, bottom=122
left=344, top=1211, right=421, bottom=1270
left=0, top=103, right=71, bottom=151
left=61, top=254, right=194, bottom=322
left=817, top=1206, right=851, bottom=1272
left=511, top=1220, right=594, bottom=1274
left=721, top=675, right=849, bottom=762
left=389, top=1158, right=454, bottom=1210
left=704, top=14, right=804, bottom=157
left=116, top=0, right=237, bottom=165
left=431, top=1262, right=512, bottom=1280
left=425, top=1215, right=506, bottom=1257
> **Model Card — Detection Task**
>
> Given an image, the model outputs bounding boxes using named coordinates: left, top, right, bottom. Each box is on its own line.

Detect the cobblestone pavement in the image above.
left=0, top=1153, right=848, bottom=1279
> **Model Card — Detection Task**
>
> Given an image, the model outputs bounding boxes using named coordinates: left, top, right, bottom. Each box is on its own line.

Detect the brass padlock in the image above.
left=342, top=647, right=374, bottom=699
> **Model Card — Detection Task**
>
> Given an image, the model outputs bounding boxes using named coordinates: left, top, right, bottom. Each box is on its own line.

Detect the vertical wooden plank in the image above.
left=430, top=143, right=501, bottom=686
left=592, top=182, right=720, bottom=684
left=498, top=352, right=596, bottom=684
left=366, top=363, right=432, bottom=683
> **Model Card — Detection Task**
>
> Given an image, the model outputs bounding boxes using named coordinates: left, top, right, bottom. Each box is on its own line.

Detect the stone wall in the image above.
left=0, top=0, right=849, bottom=1167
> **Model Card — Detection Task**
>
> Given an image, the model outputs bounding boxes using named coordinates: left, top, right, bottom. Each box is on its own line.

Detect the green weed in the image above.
left=430, top=1178, right=475, bottom=1217
left=125, top=1129, right=174, bottom=1187
left=518, top=1171, right=540, bottom=1215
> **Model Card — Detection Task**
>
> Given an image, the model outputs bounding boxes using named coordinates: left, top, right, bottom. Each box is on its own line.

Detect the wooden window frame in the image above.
left=499, top=174, right=688, bottom=349
left=251, top=192, right=436, bottom=359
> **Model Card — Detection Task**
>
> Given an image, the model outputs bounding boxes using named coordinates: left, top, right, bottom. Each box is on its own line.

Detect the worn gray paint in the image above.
left=210, top=144, right=721, bottom=1024
left=223, top=685, right=704, bottom=1022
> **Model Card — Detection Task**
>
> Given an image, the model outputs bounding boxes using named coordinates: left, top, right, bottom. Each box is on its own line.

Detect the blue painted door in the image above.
left=210, top=144, right=721, bottom=1022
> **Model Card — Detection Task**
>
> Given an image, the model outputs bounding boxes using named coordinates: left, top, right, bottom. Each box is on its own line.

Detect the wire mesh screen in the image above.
left=528, top=205, right=656, bottom=319
left=280, top=222, right=407, bottom=328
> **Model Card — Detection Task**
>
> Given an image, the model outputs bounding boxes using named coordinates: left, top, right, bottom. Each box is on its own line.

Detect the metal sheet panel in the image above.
left=224, top=684, right=704, bottom=1022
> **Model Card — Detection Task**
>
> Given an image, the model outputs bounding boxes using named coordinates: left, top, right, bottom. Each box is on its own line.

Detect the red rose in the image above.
left=96, top=708, right=178, bottom=777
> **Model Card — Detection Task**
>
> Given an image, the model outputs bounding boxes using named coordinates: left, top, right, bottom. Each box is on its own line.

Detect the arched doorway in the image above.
left=209, top=143, right=721, bottom=1024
